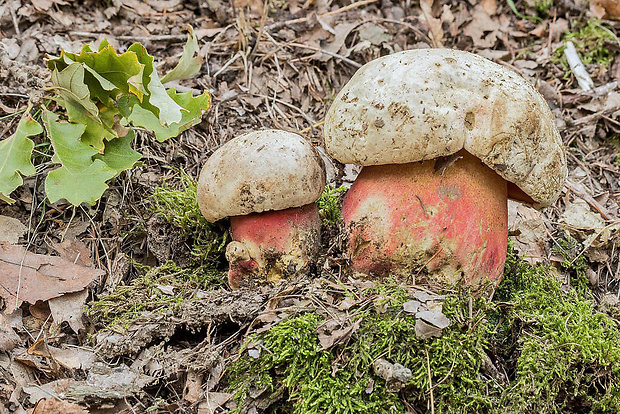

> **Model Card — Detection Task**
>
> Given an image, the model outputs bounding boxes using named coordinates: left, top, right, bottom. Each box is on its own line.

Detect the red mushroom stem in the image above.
left=227, top=203, right=321, bottom=288
left=342, top=150, right=508, bottom=288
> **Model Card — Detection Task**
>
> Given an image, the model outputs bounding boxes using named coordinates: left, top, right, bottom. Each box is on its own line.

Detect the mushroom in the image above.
left=197, top=129, right=326, bottom=288
left=324, top=49, right=567, bottom=288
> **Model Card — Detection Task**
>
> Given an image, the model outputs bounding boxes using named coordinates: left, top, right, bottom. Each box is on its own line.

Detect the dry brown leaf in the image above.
left=591, top=0, right=620, bottom=20
left=0, top=313, right=20, bottom=351
left=508, top=201, right=549, bottom=264
left=420, top=0, right=444, bottom=47
left=320, top=22, right=358, bottom=61
left=0, top=216, right=27, bottom=244
left=184, top=369, right=204, bottom=403
left=48, top=289, right=89, bottom=333
left=197, top=392, right=233, bottom=413
left=31, top=398, right=88, bottom=414
left=0, top=242, right=104, bottom=313
left=463, top=5, right=500, bottom=48
left=316, top=319, right=361, bottom=350
left=52, top=239, right=92, bottom=267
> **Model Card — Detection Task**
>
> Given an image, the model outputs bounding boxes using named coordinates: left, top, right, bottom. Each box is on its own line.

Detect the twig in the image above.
left=288, top=42, right=362, bottom=68
left=564, top=41, right=594, bottom=91
left=568, top=105, right=620, bottom=128
left=266, top=0, right=380, bottom=31
left=426, top=349, right=435, bottom=414
left=565, top=180, right=612, bottom=220
left=250, top=92, right=317, bottom=124
left=69, top=31, right=188, bottom=42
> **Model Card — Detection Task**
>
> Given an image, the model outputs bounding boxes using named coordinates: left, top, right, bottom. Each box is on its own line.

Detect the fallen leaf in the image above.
left=0, top=216, right=27, bottom=244
left=31, top=398, right=88, bottom=414
left=184, top=369, right=203, bottom=403
left=52, top=239, right=92, bottom=267
left=416, top=309, right=451, bottom=329
left=591, top=0, right=620, bottom=20
left=317, top=319, right=361, bottom=350
left=415, top=319, right=443, bottom=339
left=508, top=201, right=549, bottom=264
left=48, top=289, right=89, bottom=333
left=197, top=392, right=233, bottom=414
left=357, top=23, right=392, bottom=46
left=463, top=5, right=500, bottom=48
left=0, top=242, right=104, bottom=313
left=420, top=0, right=444, bottom=47
left=0, top=312, right=20, bottom=351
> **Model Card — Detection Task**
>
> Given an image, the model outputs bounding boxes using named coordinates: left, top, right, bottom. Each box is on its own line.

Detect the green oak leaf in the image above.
left=58, top=40, right=143, bottom=102
left=127, top=88, right=210, bottom=142
left=161, top=26, right=202, bottom=84
left=95, top=130, right=141, bottom=174
left=49, top=62, right=112, bottom=151
left=0, top=115, right=42, bottom=203
left=128, top=43, right=183, bottom=126
left=43, top=110, right=116, bottom=205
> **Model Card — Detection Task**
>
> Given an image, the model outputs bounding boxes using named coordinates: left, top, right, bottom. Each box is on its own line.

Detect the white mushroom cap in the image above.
left=197, top=130, right=326, bottom=222
left=324, top=49, right=567, bottom=207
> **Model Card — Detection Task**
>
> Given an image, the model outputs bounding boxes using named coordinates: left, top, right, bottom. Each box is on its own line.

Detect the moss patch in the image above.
left=226, top=247, right=620, bottom=413
left=555, top=19, right=617, bottom=70
left=150, top=170, right=228, bottom=264
left=87, top=261, right=226, bottom=330
left=316, top=185, right=347, bottom=226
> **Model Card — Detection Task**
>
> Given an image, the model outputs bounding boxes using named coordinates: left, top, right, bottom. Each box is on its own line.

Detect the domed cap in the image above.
left=324, top=49, right=567, bottom=208
left=197, top=130, right=326, bottom=222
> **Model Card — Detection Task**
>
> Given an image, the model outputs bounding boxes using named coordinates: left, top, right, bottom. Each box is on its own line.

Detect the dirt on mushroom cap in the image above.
left=197, top=129, right=326, bottom=222
left=324, top=49, right=567, bottom=208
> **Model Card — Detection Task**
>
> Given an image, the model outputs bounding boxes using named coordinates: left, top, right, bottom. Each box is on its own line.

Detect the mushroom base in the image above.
left=227, top=203, right=321, bottom=289
left=343, top=151, right=508, bottom=289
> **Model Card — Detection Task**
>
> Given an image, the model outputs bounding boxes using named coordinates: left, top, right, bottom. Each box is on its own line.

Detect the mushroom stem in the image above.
left=227, top=203, right=321, bottom=288
left=342, top=151, right=508, bottom=288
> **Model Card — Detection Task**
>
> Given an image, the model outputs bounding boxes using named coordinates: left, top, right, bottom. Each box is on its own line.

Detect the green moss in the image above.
left=534, top=0, right=553, bottom=16
left=150, top=170, right=228, bottom=264
left=316, top=185, right=347, bottom=226
left=226, top=284, right=494, bottom=413
left=555, top=19, right=617, bottom=70
left=494, top=248, right=620, bottom=413
left=552, top=232, right=590, bottom=294
left=87, top=261, right=225, bottom=330
left=226, top=246, right=620, bottom=413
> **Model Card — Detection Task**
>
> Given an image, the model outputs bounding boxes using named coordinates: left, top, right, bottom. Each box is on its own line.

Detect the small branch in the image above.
left=266, top=0, right=380, bottom=31
left=70, top=31, right=188, bottom=42
left=288, top=42, right=362, bottom=68
left=426, top=350, right=435, bottom=414
left=564, top=41, right=594, bottom=91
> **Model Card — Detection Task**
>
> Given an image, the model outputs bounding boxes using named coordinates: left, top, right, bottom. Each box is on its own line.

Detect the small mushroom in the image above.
left=324, top=49, right=567, bottom=288
left=197, top=130, right=326, bottom=288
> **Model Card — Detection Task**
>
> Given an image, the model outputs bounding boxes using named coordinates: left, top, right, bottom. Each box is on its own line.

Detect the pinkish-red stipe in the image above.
left=227, top=204, right=321, bottom=288
left=343, top=151, right=508, bottom=288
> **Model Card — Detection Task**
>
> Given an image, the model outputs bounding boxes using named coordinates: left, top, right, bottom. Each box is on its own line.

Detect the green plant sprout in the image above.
left=555, top=19, right=617, bottom=71
left=316, top=185, right=347, bottom=226
left=0, top=27, right=209, bottom=206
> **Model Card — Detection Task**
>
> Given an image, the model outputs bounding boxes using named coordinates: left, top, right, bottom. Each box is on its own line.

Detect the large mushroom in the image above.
left=324, top=49, right=567, bottom=289
left=197, top=130, right=326, bottom=288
